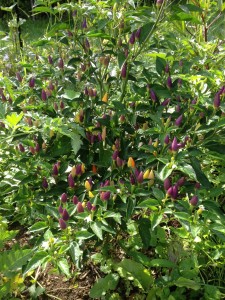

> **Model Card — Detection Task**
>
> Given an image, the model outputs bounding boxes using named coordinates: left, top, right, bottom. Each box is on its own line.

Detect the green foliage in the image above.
left=1, top=0, right=225, bottom=298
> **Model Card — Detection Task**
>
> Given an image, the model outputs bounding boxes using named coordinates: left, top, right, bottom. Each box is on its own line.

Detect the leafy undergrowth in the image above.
left=1, top=0, right=225, bottom=299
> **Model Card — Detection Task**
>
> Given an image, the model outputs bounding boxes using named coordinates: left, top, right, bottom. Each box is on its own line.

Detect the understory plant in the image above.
left=1, top=0, right=225, bottom=299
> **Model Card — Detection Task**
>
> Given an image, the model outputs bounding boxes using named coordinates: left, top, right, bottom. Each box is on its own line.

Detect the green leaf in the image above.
left=176, top=163, right=197, bottom=181
left=24, top=251, right=49, bottom=275
left=62, top=89, right=81, bottom=100
left=139, top=22, right=154, bottom=44
left=29, top=222, right=48, bottom=233
left=71, top=134, right=82, bottom=155
left=32, top=6, right=55, bottom=14
left=156, top=56, right=166, bottom=75
left=149, top=259, right=175, bottom=268
left=118, top=259, right=153, bottom=290
left=151, top=213, right=163, bottom=231
left=137, top=199, right=159, bottom=208
left=0, top=249, right=33, bottom=274
left=76, top=230, right=94, bottom=240
left=138, top=218, right=151, bottom=248
left=69, top=242, right=82, bottom=269
left=6, top=112, right=23, bottom=127
left=57, top=258, right=71, bottom=277
left=90, top=273, right=119, bottom=298
left=103, top=211, right=121, bottom=224
left=158, top=164, right=173, bottom=181
left=90, top=221, right=103, bottom=240
left=190, top=157, right=212, bottom=188
left=174, top=277, right=200, bottom=290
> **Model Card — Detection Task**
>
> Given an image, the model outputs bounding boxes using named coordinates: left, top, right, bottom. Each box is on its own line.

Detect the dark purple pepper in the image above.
left=171, top=137, right=179, bottom=152
left=177, top=177, right=185, bottom=187
left=129, top=32, right=135, bottom=45
left=213, top=93, right=220, bottom=108
left=156, top=0, right=163, bottom=6
left=18, top=143, right=25, bottom=152
left=165, top=64, right=170, bottom=73
left=42, top=177, right=48, bottom=189
left=73, top=195, right=79, bottom=205
left=68, top=173, right=75, bottom=188
left=195, top=182, right=201, bottom=189
left=175, top=114, right=183, bottom=127
left=16, top=71, right=22, bottom=82
left=76, top=164, right=82, bottom=176
left=58, top=58, right=64, bottom=69
left=59, top=218, right=67, bottom=230
left=82, top=18, right=87, bottom=29
left=116, top=157, right=124, bottom=167
left=177, top=78, right=182, bottom=87
left=86, top=201, right=92, bottom=211
left=30, top=146, right=35, bottom=154
left=130, top=174, right=136, bottom=185
left=167, top=76, right=172, bottom=89
left=48, top=55, right=53, bottom=65
left=58, top=205, right=63, bottom=214
left=52, top=164, right=59, bottom=176
left=150, top=89, right=157, bottom=102
left=61, top=193, right=67, bottom=203
left=60, top=101, right=65, bottom=110
left=135, top=28, right=141, bottom=39
left=164, top=135, right=170, bottom=145
left=41, top=89, right=47, bottom=101
left=35, top=143, right=40, bottom=152
left=190, top=195, right=198, bottom=206
left=137, top=171, right=144, bottom=183
left=121, top=63, right=127, bottom=79
left=62, top=209, right=69, bottom=221
left=100, top=191, right=111, bottom=201
left=164, top=178, right=171, bottom=190
left=29, top=77, right=35, bottom=88
left=161, top=98, right=170, bottom=106
left=77, top=202, right=84, bottom=213
left=112, top=150, right=119, bottom=160
left=85, top=38, right=90, bottom=50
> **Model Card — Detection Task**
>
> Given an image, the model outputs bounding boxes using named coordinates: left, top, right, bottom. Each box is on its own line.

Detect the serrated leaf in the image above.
left=90, top=273, right=119, bottom=298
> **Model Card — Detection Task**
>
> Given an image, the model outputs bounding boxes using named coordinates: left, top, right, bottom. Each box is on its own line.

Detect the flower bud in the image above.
left=62, top=209, right=69, bottom=221
left=59, top=218, right=67, bottom=229
left=77, top=201, right=84, bottom=213
left=190, top=195, right=198, bottom=206
left=61, top=193, right=67, bottom=203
